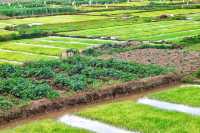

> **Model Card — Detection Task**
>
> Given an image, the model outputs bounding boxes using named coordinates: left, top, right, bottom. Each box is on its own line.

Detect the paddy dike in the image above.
left=138, top=97, right=200, bottom=116
left=0, top=73, right=180, bottom=127
left=115, top=48, right=200, bottom=74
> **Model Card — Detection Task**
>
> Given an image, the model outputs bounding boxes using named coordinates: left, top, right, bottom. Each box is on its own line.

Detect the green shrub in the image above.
left=54, top=74, right=87, bottom=91
left=0, top=78, right=59, bottom=100
left=22, top=67, right=55, bottom=79
left=180, top=35, right=200, bottom=46
left=0, top=96, right=13, bottom=110
left=0, top=64, right=17, bottom=78
left=195, top=69, right=200, bottom=78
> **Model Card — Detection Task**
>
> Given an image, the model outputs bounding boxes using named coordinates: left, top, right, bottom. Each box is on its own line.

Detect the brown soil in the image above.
left=115, top=48, right=200, bottom=74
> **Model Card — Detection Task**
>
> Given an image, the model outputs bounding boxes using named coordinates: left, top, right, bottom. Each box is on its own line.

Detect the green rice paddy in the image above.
left=0, top=15, right=107, bottom=28
left=149, top=85, right=200, bottom=107
left=59, top=20, right=200, bottom=42
left=0, top=120, right=91, bottom=133
left=78, top=101, right=200, bottom=133
left=0, top=36, right=117, bottom=64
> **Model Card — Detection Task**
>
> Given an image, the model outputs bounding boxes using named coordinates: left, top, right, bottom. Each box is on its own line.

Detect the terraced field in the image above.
left=59, top=20, right=200, bottom=43
left=0, top=36, right=117, bottom=64
left=0, top=15, right=107, bottom=28
left=0, top=29, right=18, bottom=36
left=1, top=1, right=200, bottom=132
left=86, top=8, right=200, bottom=17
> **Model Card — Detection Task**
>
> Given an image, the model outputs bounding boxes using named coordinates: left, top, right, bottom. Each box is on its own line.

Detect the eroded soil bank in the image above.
left=0, top=73, right=181, bottom=130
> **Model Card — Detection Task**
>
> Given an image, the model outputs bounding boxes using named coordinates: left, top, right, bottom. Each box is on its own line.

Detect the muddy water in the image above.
left=0, top=83, right=181, bottom=130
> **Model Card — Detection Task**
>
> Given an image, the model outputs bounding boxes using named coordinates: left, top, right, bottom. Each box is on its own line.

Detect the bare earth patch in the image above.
left=115, top=48, right=200, bottom=74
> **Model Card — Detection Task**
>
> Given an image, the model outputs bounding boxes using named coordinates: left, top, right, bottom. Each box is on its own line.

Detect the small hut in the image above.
left=60, top=48, right=80, bottom=59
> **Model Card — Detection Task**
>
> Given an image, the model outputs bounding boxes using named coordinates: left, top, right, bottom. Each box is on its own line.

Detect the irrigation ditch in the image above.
left=0, top=72, right=181, bottom=128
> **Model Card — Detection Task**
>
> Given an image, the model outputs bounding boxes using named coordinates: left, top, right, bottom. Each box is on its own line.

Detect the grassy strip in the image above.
left=0, top=43, right=63, bottom=56
left=60, top=20, right=200, bottom=41
left=0, top=15, right=106, bottom=28
left=87, top=8, right=200, bottom=17
left=0, top=36, right=114, bottom=60
left=149, top=85, right=200, bottom=107
left=0, top=51, right=56, bottom=62
left=78, top=101, right=200, bottom=133
left=13, top=17, right=151, bottom=35
left=0, top=119, right=92, bottom=133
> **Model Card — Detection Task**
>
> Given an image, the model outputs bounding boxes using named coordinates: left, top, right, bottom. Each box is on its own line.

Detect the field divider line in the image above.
left=180, top=84, right=200, bottom=88
left=133, top=27, right=200, bottom=40
left=15, top=42, right=66, bottom=49
left=0, top=59, right=23, bottom=64
left=0, top=49, right=58, bottom=59
left=48, top=36, right=122, bottom=43
left=59, top=115, right=138, bottom=133
left=138, top=98, right=200, bottom=116
left=33, top=39, right=103, bottom=45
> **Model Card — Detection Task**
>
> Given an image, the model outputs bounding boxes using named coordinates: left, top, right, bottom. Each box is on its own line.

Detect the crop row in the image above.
left=0, top=56, right=170, bottom=110
left=0, top=36, right=115, bottom=63
left=60, top=20, right=200, bottom=43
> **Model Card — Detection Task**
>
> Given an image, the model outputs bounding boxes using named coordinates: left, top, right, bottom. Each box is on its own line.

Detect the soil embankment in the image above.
left=0, top=73, right=180, bottom=125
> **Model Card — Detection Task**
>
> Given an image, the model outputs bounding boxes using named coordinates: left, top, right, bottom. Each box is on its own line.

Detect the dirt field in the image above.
left=115, top=48, right=200, bottom=74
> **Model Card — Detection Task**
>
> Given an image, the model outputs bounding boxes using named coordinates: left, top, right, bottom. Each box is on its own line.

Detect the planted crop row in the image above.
left=60, top=20, right=200, bottom=43
left=0, top=56, right=170, bottom=110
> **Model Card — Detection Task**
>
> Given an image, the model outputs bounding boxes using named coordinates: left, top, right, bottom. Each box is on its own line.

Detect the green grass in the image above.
left=60, top=20, right=200, bottom=43
left=0, top=51, right=56, bottom=62
left=0, top=30, right=17, bottom=36
left=0, top=36, right=115, bottom=62
left=86, top=9, right=200, bottom=17
left=0, top=15, right=106, bottom=28
left=78, top=101, right=200, bottom=133
left=0, top=43, right=63, bottom=56
left=149, top=85, right=200, bottom=107
left=185, top=43, right=200, bottom=51
left=0, top=119, right=92, bottom=133
left=130, top=9, right=200, bottom=17
left=187, top=12, right=200, bottom=21
left=15, top=17, right=150, bottom=35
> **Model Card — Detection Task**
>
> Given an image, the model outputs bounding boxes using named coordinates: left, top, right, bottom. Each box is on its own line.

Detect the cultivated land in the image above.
left=60, top=20, right=200, bottom=42
left=149, top=85, right=200, bottom=107
left=0, top=15, right=107, bottom=28
left=1, top=120, right=92, bottom=133
left=0, top=37, right=118, bottom=63
left=1, top=0, right=200, bottom=132
left=78, top=101, right=200, bottom=133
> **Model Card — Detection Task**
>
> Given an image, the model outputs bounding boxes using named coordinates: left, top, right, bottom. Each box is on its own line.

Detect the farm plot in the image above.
left=187, top=12, right=200, bottom=21
left=77, top=101, right=200, bottom=133
left=0, top=36, right=115, bottom=64
left=0, top=15, right=107, bottom=28
left=86, top=9, right=200, bottom=17
left=0, top=29, right=18, bottom=38
left=149, top=85, right=200, bottom=107
left=59, top=20, right=200, bottom=44
left=0, top=120, right=91, bottom=133
left=0, top=56, right=170, bottom=112
left=115, top=48, right=200, bottom=74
